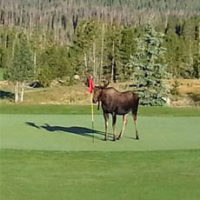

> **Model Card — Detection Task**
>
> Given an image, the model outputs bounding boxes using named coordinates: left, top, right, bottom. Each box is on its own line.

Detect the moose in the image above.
left=92, top=82, right=140, bottom=141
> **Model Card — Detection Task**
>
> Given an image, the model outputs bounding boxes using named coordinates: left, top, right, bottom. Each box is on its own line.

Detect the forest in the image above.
left=0, top=0, right=200, bottom=105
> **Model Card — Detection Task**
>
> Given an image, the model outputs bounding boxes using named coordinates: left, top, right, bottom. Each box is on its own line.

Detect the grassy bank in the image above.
left=0, top=104, right=200, bottom=116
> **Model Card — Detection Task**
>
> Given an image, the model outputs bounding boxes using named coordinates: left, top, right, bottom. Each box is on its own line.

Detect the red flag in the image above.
left=89, top=77, right=94, bottom=93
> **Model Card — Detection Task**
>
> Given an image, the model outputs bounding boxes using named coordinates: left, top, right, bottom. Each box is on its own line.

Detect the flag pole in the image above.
left=89, top=76, right=95, bottom=143
left=91, top=93, right=94, bottom=143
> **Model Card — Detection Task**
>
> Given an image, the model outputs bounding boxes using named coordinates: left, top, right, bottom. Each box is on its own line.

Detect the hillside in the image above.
left=0, top=79, right=199, bottom=106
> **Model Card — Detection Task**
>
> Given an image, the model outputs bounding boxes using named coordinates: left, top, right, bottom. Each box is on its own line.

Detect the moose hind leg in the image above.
left=132, top=109, right=139, bottom=140
left=103, top=112, right=109, bottom=141
left=112, top=114, right=117, bottom=141
left=132, top=99, right=139, bottom=140
left=132, top=113, right=139, bottom=140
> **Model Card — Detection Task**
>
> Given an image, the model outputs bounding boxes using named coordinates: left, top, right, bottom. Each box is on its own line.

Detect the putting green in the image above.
left=1, top=113, right=200, bottom=200
left=1, top=114, right=200, bottom=151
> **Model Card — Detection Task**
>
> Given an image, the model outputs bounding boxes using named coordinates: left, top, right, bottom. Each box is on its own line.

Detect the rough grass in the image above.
left=0, top=104, right=200, bottom=116
left=0, top=84, right=91, bottom=105
left=1, top=79, right=200, bottom=106
left=174, top=79, right=200, bottom=94
left=1, top=149, right=200, bottom=200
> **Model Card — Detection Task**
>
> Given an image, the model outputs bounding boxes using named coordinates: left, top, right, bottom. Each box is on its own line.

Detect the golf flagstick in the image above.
left=91, top=93, right=94, bottom=143
left=89, top=76, right=94, bottom=143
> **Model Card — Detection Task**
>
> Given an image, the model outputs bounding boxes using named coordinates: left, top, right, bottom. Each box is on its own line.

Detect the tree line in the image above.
left=1, top=0, right=200, bottom=43
left=0, top=0, right=200, bottom=104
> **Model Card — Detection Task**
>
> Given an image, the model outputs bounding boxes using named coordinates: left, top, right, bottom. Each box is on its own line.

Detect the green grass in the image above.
left=1, top=114, right=200, bottom=151
left=1, top=149, right=200, bottom=200
left=0, top=104, right=200, bottom=116
left=0, top=106, right=200, bottom=199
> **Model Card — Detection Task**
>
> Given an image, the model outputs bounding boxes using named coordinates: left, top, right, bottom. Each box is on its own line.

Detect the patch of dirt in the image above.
left=170, top=95, right=200, bottom=107
left=0, top=81, right=11, bottom=88
left=167, top=79, right=200, bottom=107
left=174, top=79, right=200, bottom=94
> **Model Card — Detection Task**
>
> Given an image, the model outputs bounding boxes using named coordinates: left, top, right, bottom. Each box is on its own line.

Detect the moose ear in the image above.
left=103, top=80, right=109, bottom=88
left=100, top=80, right=109, bottom=88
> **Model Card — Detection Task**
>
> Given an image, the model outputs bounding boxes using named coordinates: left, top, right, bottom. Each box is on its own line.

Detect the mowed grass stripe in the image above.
left=1, top=114, right=200, bottom=151
left=1, top=149, right=200, bottom=200
left=0, top=104, right=200, bottom=116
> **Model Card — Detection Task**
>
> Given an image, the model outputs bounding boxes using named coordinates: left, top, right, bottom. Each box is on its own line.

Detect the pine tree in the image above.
left=68, top=20, right=100, bottom=78
left=129, top=24, right=168, bottom=106
left=37, top=44, right=70, bottom=87
left=6, top=32, right=34, bottom=102
left=103, top=25, right=121, bottom=83
left=118, top=27, right=138, bottom=81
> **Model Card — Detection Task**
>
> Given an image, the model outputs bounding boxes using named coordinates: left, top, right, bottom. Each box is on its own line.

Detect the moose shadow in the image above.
left=26, top=122, right=104, bottom=139
left=0, top=90, right=14, bottom=100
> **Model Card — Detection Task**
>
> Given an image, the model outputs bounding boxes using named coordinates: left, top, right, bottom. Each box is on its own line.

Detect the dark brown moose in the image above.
left=93, top=82, right=140, bottom=141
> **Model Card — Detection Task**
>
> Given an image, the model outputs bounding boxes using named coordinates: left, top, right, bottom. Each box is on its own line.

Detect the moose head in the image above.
left=92, top=81, right=109, bottom=109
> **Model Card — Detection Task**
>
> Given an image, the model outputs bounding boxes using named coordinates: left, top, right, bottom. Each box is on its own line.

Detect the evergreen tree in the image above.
left=103, top=25, right=121, bottom=83
left=37, top=44, right=71, bottom=87
left=68, top=20, right=100, bottom=78
left=118, top=27, right=139, bottom=81
left=129, top=24, right=168, bottom=106
left=6, top=33, right=34, bottom=102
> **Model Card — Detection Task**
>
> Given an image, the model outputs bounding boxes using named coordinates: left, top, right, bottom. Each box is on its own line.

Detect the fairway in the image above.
left=0, top=110, right=200, bottom=200
left=1, top=149, right=200, bottom=200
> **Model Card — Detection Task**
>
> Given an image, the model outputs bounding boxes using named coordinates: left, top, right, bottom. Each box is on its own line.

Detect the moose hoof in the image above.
left=117, top=136, right=121, bottom=140
left=104, top=138, right=107, bottom=141
left=136, top=136, right=139, bottom=140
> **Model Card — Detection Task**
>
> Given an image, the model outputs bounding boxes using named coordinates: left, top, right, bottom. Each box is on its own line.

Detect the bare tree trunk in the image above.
left=164, top=11, right=170, bottom=34
left=99, top=23, right=104, bottom=82
left=14, top=81, right=19, bottom=103
left=29, top=11, right=32, bottom=32
left=199, top=23, right=200, bottom=56
left=11, top=2, right=14, bottom=26
left=20, top=9, right=23, bottom=27
left=93, top=41, right=96, bottom=79
left=34, top=51, right=37, bottom=74
left=20, top=82, right=25, bottom=102
left=189, top=38, right=193, bottom=71
left=84, top=53, right=87, bottom=72
left=111, top=41, right=115, bottom=83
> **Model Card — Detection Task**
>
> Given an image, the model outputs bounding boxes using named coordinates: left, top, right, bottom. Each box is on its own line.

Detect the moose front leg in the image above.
left=103, top=112, right=109, bottom=141
left=117, top=114, right=128, bottom=140
left=112, top=114, right=117, bottom=141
